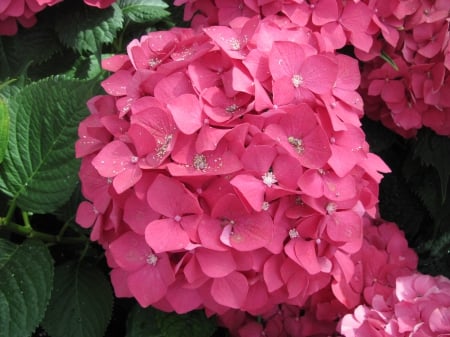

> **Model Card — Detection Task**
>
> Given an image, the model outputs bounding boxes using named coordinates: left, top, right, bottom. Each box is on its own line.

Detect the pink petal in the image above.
left=101, top=54, right=130, bottom=72
left=128, top=124, right=157, bottom=158
left=113, top=165, right=142, bottom=194
left=204, top=26, right=247, bottom=59
left=145, top=218, right=191, bottom=253
left=167, top=94, right=203, bottom=135
left=230, top=212, right=274, bottom=251
left=75, top=201, right=97, bottom=229
left=128, top=256, right=175, bottom=307
left=285, top=239, right=321, bottom=275
left=110, top=268, right=133, bottom=297
left=429, top=307, right=450, bottom=333
left=123, top=194, right=160, bottom=235
left=230, top=174, right=266, bottom=212
left=211, top=271, right=249, bottom=309
left=109, top=232, right=149, bottom=271
left=196, top=125, right=230, bottom=152
left=147, top=174, right=202, bottom=217
left=269, top=41, right=305, bottom=80
left=165, top=283, right=203, bottom=314
left=197, top=215, right=228, bottom=251
left=154, top=72, right=195, bottom=103
left=241, top=145, right=277, bottom=173
left=301, top=55, right=337, bottom=94
left=298, top=170, right=324, bottom=198
left=263, top=254, right=285, bottom=292
left=101, top=70, right=132, bottom=96
left=91, top=140, right=135, bottom=177
left=196, top=248, right=236, bottom=278
left=326, top=211, right=362, bottom=246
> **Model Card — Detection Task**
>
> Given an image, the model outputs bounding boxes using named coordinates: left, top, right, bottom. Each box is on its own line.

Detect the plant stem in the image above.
left=4, top=199, right=16, bottom=225
left=0, top=218, right=87, bottom=244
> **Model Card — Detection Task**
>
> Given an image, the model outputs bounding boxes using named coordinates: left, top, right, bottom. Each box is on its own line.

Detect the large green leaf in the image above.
left=0, top=99, right=8, bottom=163
left=42, top=261, right=113, bottom=337
left=55, top=4, right=124, bottom=53
left=0, top=239, right=54, bottom=337
left=126, top=306, right=217, bottom=337
left=0, top=76, right=97, bottom=213
left=0, top=24, right=61, bottom=79
left=118, top=0, right=170, bottom=24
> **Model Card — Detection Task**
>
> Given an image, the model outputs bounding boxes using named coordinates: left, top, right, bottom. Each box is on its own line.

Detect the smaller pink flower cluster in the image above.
left=339, top=272, right=450, bottom=337
left=75, top=13, right=390, bottom=331
left=174, top=0, right=450, bottom=137
left=0, top=0, right=115, bottom=35
left=215, top=221, right=419, bottom=337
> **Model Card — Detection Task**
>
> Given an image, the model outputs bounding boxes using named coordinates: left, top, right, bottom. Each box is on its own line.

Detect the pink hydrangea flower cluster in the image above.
left=219, top=221, right=419, bottom=336
left=75, top=13, right=391, bottom=326
left=175, top=0, right=450, bottom=137
left=0, top=0, right=115, bottom=35
left=339, top=272, right=450, bottom=336
left=74, top=1, right=450, bottom=335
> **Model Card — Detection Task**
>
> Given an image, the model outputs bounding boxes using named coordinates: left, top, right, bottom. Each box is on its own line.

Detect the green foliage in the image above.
left=0, top=24, right=61, bottom=79
left=0, top=76, right=98, bottom=213
left=364, top=119, right=450, bottom=278
left=42, top=261, right=113, bottom=337
left=126, top=305, right=217, bottom=337
left=0, top=239, right=54, bottom=337
left=55, top=4, right=124, bottom=54
left=0, top=99, right=8, bottom=163
left=118, top=0, right=170, bottom=24
left=413, top=128, right=450, bottom=200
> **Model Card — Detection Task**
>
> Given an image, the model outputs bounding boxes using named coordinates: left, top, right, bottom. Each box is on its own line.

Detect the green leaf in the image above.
left=0, top=239, right=54, bottom=337
left=119, top=0, right=170, bottom=24
left=126, top=306, right=217, bottom=337
left=55, top=4, right=124, bottom=53
left=42, top=261, right=113, bottom=337
left=0, top=100, right=9, bottom=163
left=414, top=128, right=450, bottom=200
left=0, top=24, right=61, bottom=79
left=126, top=306, right=163, bottom=337
left=380, top=50, right=399, bottom=71
left=0, top=76, right=97, bottom=213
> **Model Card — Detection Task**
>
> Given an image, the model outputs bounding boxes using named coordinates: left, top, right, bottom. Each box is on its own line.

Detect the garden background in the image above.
left=0, top=0, right=449, bottom=336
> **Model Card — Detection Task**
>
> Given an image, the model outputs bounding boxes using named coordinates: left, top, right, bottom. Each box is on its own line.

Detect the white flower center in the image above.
left=326, top=202, right=337, bottom=215
left=288, top=136, right=304, bottom=154
left=146, top=253, right=158, bottom=266
left=148, top=58, right=161, bottom=68
left=193, top=154, right=208, bottom=171
left=289, top=228, right=299, bottom=239
left=291, top=74, right=303, bottom=88
left=225, top=104, right=239, bottom=113
left=262, top=171, right=278, bottom=187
